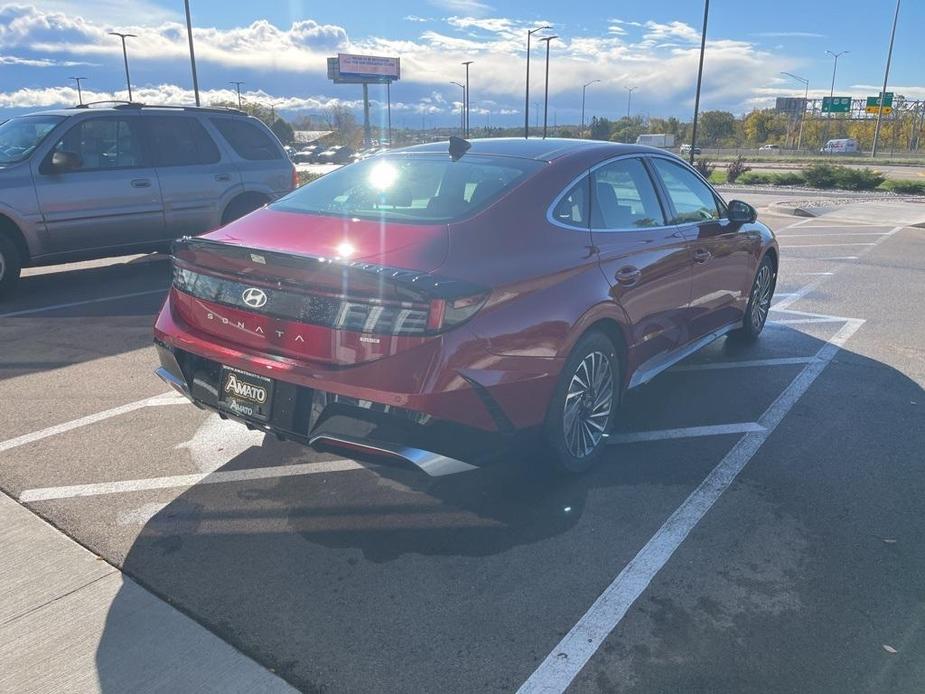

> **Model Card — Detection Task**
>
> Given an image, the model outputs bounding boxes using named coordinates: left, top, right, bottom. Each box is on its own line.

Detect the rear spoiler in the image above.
left=171, top=236, right=484, bottom=303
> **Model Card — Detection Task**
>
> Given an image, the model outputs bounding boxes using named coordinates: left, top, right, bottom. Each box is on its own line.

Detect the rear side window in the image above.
left=551, top=176, right=590, bottom=228
left=273, top=154, right=541, bottom=223
left=210, top=118, right=282, bottom=161
left=145, top=116, right=220, bottom=166
left=650, top=158, right=721, bottom=224
left=51, top=117, right=145, bottom=170
left=591, top=158, right=665, bottom=229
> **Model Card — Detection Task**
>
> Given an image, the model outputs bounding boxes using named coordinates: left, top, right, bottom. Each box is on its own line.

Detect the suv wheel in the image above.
left=221, top=195, right=267, bottom=226
left=543, top=331, right=620, bottom=474
left=0, top=235, right=22, bottom=299
left=733, top=256, right=775, bottom=341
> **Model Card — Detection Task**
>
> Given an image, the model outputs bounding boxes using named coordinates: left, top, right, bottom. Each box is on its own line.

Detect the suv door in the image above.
left=142, top=114, right=241, bottom=238
left=589, top=157, right=691, bottom=377
left=33, top=114, right=165, bottom=255
left=649, top=156, right=752, bottom=340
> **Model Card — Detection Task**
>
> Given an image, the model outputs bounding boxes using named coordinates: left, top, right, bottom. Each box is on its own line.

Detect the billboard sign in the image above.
left=775, top=97, right=806, bottom=116
left=822, top=96, right=852, bottom=113
left=336, top=53, right=400, bottom=82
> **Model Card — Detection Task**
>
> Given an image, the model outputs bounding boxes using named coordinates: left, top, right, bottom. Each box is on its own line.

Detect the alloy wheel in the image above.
left=751, top=264, right=772, bottom=331
left=563, top=350, right=614, bottom=458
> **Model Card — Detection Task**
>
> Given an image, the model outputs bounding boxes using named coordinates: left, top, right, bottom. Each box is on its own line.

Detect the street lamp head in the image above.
left=529, top=25, right=552, bottom=36
left=780, top=71, right=808, bottom=86
left=539, top=35, right=558, bottom=44
left=108, top=32, right=137, bottom=39
left=461, top=61, right=473, bottom=66
left=450, top=81, right=464, bottom=88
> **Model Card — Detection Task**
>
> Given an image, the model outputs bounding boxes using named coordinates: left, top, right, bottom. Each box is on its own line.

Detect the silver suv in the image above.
left=0, top=103, right=296, bottom=297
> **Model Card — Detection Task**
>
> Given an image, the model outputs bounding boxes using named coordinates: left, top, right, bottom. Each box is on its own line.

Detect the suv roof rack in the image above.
left=73, top=100, right=138, bottom=109
left=72, top=102, right=247, bottom=116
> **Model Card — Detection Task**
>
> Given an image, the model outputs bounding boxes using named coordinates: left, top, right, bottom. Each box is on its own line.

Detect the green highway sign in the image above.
left=866, top=92, right=894, bottom=114
left=822, top=96, right=852, bottom=113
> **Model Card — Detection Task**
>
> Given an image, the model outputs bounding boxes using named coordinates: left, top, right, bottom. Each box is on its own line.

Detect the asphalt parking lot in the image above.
left=1, top=208, right=924, bottom=693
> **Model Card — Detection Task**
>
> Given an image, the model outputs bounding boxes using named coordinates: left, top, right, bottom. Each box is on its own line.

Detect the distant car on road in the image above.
left=0, top=103, right=296, bottom=298
left=154, top=138, right=779, bottom=474
left=759, top=144, right=781, bottom=153
left=317, top=146, right=354, bottom=165
left=680, top=143, right=702, bottom=155
left=820, top=138, right=860, bottom=154
left=292, top=144, right=325, bottom=164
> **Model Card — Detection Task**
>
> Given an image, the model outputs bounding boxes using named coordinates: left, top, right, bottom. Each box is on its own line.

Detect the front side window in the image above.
left=51, top=117, right=145, bottom=171
left=591, top=158, right=665, bottom=229
left=650, top=158, right=720, bottom=224
left=0, top=115, right=64, bottom=165
left=210, top=118, right=281, bottom=161
left=274, top=154, right=541, bottom=224
left=145, top=116, right=220, bottom=167
left=551, top=176, right=590, bottom=229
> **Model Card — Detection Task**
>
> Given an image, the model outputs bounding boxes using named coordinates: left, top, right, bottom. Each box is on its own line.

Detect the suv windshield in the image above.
left=274, top=153, right=542, bottom=223
left=0, top=115, right=64, bottom=165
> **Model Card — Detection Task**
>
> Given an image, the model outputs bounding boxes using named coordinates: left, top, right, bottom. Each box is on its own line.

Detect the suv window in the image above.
left=210, top=118, right=281, bottom=161
left=591, top=158, right=665, bottom=229
left=145, top=116, right=220, bottom=166
left=51, top=117, right=145, bottom=171
left=551, top=176, right=590, bottom=228
left=650, top=158, right=721, bottom=224
left=0, top=115, right=63, bottom=165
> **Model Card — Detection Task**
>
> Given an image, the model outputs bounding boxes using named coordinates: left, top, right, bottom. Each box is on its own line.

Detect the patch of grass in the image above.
left=708, top=170, right=727, bottom=185
left=736, top=171, right=805, bottom=186
left=880, top=179, right=925, bottom=195
left=296, top=171, right=323, bottom=187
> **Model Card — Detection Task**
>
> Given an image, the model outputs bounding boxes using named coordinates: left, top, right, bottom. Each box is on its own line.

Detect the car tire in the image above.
left=0, top=234, right=22, bottom=299
left=543, top=330, right=620, bottom=474
left=733, top=256, right=775, bottom=342
left=221, top=195, right=267, bottom=226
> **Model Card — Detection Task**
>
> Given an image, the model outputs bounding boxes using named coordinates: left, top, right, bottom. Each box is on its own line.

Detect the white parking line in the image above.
left=775, top=232, right=890, bottom=238
left=607, top=422, right=765, bottom=444
left=0, top=288, right=166, bottom=319
left=672, top=356, right=815, bottom=372
left=0, top=393, right=184, bottom=454
left=18, top=459, right=363, bottom=502
left=779, top=243, right=877, bottom=248
left=518, top=317, right=865, bottom=694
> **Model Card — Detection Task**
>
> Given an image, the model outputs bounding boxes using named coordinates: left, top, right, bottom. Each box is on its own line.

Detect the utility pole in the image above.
left=386, top=81, right=392, bottom=147
left=825, top=49, right=848, bottom=98
left=580, top=79, right=600, bottom=137
left=184, top=0, right=200, bottom=106
left=69, top=76, right=87, bottom=105
left=230, top=81, right=244, bottom=109
left=872, top=0, right=901, bottom=158
left=462, top=61, right=473, bottom=138
left=524, top=25, right=552, bottom=138
left=108, top=32, right=137, bottom=102
left=626, top=86, right=637, bottom=118
left=451, top=82, right=466, bottom=136
left=781, top=72, right=810, bottom=152
left=689, top=0, right=709, bottom=164
left=539, top=35, right=557, bottom=139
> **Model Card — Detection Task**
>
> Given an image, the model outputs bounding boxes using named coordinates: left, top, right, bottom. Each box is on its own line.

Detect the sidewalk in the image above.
left=0, top=491, right=296, bottom=694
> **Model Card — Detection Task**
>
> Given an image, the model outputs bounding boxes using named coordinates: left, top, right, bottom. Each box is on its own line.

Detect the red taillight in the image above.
left=291, top=164, right=299, bottom=190
left=427, top=293, right=489, bottom=332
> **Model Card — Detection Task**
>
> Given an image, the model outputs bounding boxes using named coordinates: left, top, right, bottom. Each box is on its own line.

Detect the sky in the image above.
left=1, top=0, right=922, bottom=126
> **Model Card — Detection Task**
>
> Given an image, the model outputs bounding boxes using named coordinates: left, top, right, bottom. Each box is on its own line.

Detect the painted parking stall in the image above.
left=1, top=211, right=924, bottom=693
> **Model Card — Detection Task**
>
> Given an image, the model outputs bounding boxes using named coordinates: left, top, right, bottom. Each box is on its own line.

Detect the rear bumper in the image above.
left=153, top=291, right=562, bottom=433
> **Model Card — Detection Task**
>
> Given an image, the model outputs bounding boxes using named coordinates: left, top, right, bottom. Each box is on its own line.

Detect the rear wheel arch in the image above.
left=0, top=214, right=29, bottom=266
left=221, top=192, right=270, bottom=226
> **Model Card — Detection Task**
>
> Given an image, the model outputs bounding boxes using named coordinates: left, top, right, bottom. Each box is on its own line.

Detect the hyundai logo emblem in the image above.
left=241, top=287, right=268, bottom=308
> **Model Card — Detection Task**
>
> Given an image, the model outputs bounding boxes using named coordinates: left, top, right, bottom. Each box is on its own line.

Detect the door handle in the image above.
left=130, top=178, right=152, bottom=188
left=694, top=248, right=712, bottom=263
left=215, top=173, right=232, bottom=182
left=615, top=266, right=642, bottom=286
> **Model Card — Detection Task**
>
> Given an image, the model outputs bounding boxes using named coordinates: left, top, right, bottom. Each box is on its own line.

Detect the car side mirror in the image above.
left=50, top=150, right=81, bottom=172
left=727, top=199, right=757, bottom=224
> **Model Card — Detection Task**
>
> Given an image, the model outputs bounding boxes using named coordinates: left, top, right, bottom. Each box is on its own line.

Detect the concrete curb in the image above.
left=768, top=202, right=818, bottom=218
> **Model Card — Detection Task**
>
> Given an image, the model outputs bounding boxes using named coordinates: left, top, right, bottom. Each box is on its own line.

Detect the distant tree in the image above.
left=698, top=110, right=736, bottom=145
left=271, top=118, right=294, bottom=145
left=743, top=109, right=789, bottom=145
left=610, top=115, right=647, bottom=144
left=589, top=116, right=613, bottom=141
left=322, top=104, right=362, bottom=148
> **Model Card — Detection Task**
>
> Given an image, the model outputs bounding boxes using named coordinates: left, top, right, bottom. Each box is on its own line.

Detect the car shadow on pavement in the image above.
left=0, top=255, right=169, bottom=382
left=94, top=332, right=925, bottom=694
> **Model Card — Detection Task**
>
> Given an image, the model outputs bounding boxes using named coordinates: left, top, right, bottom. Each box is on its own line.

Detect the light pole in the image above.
left=580, top=79, right=600, bottom=137
left=69, top=76, right=87, bottom=105
left=872, top=0, right=901, bottom=158
left=825, top=49, right=848, bottom=98
left=108, top=32, right=137, bottom=102
left=626, top=86, right=637, bottom=118
left=781, top=72, right=810, bottom=152
left=524, top=25, right=552, bottom=138
left=230, top=81, right=244, bottom=109
left=461, top=61, right=473, bottom=138
left=184, top=0, right=200, bottom=106
left=451, top=82, right=466, bottom=136
left=689, top=0, right=709, bottom=164
left=539, top=35, right=557, bottom=139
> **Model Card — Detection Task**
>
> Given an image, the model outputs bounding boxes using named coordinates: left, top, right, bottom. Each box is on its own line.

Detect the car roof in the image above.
left=399, top=137, right=661, bottom=163
left=20, top=104, right=250, bottom=119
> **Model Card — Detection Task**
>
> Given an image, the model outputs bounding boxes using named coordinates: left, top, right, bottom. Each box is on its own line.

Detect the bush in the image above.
left=772, top=172, right=806, bottom=186
left=725, top=156, right=751, bottom=184
left=803, top=163, right=884, bottom=191
left=803, top=163, right=839, bottom=188
left=693, top=159, right=715, bottom=178
left=883, top=180, right=925, bottom=195
left=296, top=171, right=323, bottom=187
left=739, top=172, right=772, bottom=185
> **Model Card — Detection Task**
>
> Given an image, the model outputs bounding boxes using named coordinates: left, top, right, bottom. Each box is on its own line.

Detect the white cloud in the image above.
left=0, top=54, right=96, bottom=67
left=427, top=0, right=493, bottom=17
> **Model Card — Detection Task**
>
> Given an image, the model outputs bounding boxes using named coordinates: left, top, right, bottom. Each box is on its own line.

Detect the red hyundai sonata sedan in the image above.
left=154, top=138, right=778, bottom=473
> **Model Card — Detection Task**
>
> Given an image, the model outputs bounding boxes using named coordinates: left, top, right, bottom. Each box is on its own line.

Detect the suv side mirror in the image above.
left=50, top=150, right=81, bottom=172
left=727, top=199, right=757, bottom=224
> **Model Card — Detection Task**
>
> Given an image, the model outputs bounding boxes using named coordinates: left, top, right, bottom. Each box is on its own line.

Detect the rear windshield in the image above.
left=0, top=115, right=64, bottom=165
left=210, top=117, right=282, bottom=161
left=273, top=153, right=542, bottom=223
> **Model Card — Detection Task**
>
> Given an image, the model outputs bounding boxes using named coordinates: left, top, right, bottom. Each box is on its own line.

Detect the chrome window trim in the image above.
left=545, top=152, right=679, bottom=234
